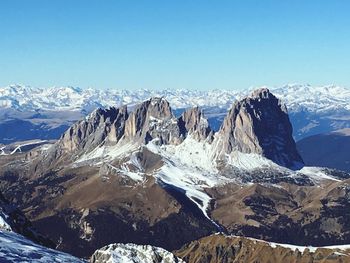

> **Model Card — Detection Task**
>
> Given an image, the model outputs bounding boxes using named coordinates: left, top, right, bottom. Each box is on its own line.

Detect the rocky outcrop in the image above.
left=178, top=107, right=212, bottom=141
left=49, top=90, right=303, bottom=169
left=217, top=88, right=303, bottom=169
left=91, top=243, right=185, bottom=263
left=124, top=97, right=182, bottom=145
left=59, top=106, right=128, bottom=153
left=175, top=234, right=350, bottom=263
left=49, top=98, right=215, bottom=164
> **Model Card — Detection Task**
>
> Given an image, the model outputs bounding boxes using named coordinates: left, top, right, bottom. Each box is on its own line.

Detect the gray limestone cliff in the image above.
left=217, top=88, right=303, bottom=169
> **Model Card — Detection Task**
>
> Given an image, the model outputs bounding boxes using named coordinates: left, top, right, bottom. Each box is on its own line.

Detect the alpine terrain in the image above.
left=1, top=88, right=350, bottom=262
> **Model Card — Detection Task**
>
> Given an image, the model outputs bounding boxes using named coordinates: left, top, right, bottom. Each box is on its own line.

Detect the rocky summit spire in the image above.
left=178, top=106, right=212, bottom=141
left=124, top=97, right=182, bottom=145
left=218, top=88, right=304, bottom=169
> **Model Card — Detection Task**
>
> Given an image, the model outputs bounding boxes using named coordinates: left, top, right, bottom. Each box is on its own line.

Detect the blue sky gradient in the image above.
left=0, top=0, right=349, bottom=90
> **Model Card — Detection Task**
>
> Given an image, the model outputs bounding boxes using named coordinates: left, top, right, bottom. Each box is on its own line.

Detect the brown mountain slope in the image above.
left=207, top=178, right=350, bottom=247
left=174, top=234, right=350, bottom=263
left=0, top=146, right=217, bottom=258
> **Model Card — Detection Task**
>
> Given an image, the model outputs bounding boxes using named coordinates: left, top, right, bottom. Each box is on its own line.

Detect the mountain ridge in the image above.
left=2, top=84, right=350, bottom=144
left=1, top=84, right=350, bottom=112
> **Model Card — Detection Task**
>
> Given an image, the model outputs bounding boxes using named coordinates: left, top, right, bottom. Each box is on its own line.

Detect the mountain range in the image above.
left=1, top=84, right=350, bottom=145
left=1, top=88, right=350, bottom=262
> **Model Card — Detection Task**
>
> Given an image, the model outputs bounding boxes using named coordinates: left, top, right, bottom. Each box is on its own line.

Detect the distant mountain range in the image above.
left=1, top=84, right=350, bottom=113
left=1, top=84, right=350, bottom=145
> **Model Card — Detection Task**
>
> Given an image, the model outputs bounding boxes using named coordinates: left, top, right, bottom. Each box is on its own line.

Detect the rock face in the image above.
left=218, top=88, right=303, bottom=169
left=175, top=234, right=350, bottom=263
left=178, top=106, right=212, bottom=141
left=52, top=90, right=302, bottom=169
left=48, top=98, right=214, bottom=165
left=90, top=243, right=185, bottom=263
left=59, top=106, right=128, bottom=154
left=124, top=97, right=182, bottom=145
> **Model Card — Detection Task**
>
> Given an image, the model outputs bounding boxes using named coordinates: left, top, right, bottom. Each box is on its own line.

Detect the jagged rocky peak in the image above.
left=218, top=88, right=304, bottom=169
left=146, top=97, right=173, bottom=119
left=59, top=105, right=128, bottom=153
left=178, top=106, right=212, bottom=141
left=90, top=243, right=185, bottom=263
left=125, top=97, right=183, bottom=145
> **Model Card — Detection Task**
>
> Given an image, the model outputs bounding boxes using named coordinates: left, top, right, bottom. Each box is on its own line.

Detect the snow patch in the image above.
left=146, top=139, right=228, bottom=228
left=299, top=166, right=342, bottom=182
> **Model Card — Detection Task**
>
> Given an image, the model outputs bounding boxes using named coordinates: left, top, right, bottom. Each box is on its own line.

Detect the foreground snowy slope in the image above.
left=0, top=230, right=85, bottom=262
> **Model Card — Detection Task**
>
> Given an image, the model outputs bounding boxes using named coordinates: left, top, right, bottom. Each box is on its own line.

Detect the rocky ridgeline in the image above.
left=53, top=97, right=211, bottom=159
left=51, top=88, right=303, bottom=169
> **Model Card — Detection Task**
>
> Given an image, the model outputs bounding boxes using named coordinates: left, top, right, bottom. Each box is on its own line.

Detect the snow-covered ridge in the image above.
left=1, top=84, right=350, bottom=113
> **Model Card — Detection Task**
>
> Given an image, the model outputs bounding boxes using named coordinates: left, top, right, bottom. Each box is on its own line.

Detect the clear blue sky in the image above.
left=0, top=0, right=349, bottom=90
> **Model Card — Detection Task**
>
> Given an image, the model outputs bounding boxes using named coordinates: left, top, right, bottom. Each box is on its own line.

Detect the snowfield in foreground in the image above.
left=0, top=230, right=85, bottom=262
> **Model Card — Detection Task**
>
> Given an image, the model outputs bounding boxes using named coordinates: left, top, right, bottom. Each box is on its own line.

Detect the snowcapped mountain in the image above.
left=1, top=84, right=350, bottom=112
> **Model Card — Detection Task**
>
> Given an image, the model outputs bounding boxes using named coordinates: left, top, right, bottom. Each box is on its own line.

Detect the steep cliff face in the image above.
left=178, top=106, right=212, bottom=141
left=217, top=88, right=303, bottom=169
left=49, top=98, right=215, bottom=165
left=124, top=97, right=182, bottom=145
left=42, top=90, right=304, bottom=170
left=58, top=106, right=128, bottom=153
